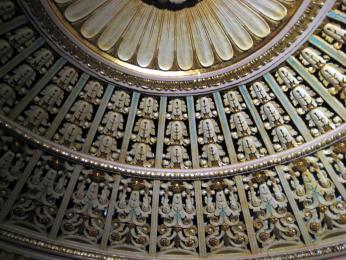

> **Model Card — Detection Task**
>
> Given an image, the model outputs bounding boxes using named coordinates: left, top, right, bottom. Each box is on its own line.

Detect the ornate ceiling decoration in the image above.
left=56, top=0, right=291, bottom=71
left=142, top=0, right=202, bottom=10
left=0, top=0, right=346, bottom=259
left=20, top=0, right=329, bottom=93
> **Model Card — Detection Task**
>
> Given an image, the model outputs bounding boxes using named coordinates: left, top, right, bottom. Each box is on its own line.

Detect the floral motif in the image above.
left=54, top=0, right=294, bottom=71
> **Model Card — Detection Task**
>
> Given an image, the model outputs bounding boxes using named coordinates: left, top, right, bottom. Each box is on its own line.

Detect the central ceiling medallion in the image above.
left=57, top=0, right=292, bottom=72
left=25, top=0, right=325, bottom=93
left=142, top=0, right=201, bottom=10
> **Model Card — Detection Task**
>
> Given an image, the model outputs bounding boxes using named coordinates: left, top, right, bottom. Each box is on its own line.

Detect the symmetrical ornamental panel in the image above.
left=1, top=137, right=346, bottom=259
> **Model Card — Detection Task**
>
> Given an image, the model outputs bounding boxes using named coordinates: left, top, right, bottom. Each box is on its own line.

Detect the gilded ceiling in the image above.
left=0, top=0, right=346, bottom=259
left=54, top=0, right=293, bottom=71
left=36, top=0, right=318, bottom=92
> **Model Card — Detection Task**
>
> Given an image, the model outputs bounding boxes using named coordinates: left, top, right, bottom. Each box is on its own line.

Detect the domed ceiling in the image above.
left=29, top=0, right=320, bottom=93
left=0, top=0, right=346, bottom=259
left=51, top=0, right=297, bottom=76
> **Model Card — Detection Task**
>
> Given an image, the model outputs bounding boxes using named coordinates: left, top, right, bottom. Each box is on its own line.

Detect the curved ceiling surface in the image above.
left=53, top=0, right=295, bottom=72
left=0, top=0, right=346, bottom=259
left=25, top=0, right=328, bottom=93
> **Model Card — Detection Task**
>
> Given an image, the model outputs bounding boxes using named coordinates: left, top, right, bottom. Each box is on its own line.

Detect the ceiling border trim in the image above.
left=0, top=227, right=346, bottom=260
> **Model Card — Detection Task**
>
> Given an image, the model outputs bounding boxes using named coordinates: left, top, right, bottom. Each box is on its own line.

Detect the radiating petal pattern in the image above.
left=54, top=0, right=295, bottom=71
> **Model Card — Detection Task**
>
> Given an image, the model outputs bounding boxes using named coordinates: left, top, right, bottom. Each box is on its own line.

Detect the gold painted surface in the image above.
left=45, top=0, right=304, bottom=85
left=51, top=0, right=298, bottom=71
left=19, top=0, right=327, bottom=92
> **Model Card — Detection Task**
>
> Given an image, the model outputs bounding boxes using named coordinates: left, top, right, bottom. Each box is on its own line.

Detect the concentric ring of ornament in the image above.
left=1, top=114, right=345, bottom=180
left=20, top=0, right=330, bottom=94
left=57, top=0, right=290, bottom=71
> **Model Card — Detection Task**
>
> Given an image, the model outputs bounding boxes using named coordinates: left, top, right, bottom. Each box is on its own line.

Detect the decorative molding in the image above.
left=0, top=114, right=345, bottom=180
left=18, top=0, right=334, bottom=94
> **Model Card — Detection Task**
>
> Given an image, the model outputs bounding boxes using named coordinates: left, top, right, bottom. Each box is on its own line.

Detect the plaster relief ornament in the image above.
left=275, top=66, right=301, bottom=90
left=35, top=85, right=64, bottom=113
left=91, top=91, right=130, bottom=159
left=300, top=47, right=328, bottom=72
left=52, top=66, right=79, bottom=91
left=285, top=158, right=346, bottom=238
left=61, top=171, right=114, bottom=243
left=244, top=171, right=301, bottom=247
left=67, top=100, right=93, bottom=128
left=110, top=179, right=152, bottom=250
left=127, top=143, right=154, bottom=167
left=196, top=97, right=217, bottom=119
left=91, top=135, right=119, bottom=161
left=0, top=150, right=23, bottom=188
left=290, top=86, right=319, bottom=113
left=20, top=105, right=49, bottom=134
left=300, top=47, right=346, bottom=95
left=200, top=143, right=229, bottom=167
left=260, top=102, right=286, bottom=129
left=319, top=64, right=346, bottom=93
left=0, top=136, right=30, bottom=207
left=99, top=111, right=124, bottom=138
left=238, top=136, right=264, bottom=161
left=307, top=108, right=336, bottom=134
left=0, top=1, right=15, bottom=22
left=202, top=179, right=248, bottom=251
left=328, top=141, right=346, bottom=183
left=163, top=145, right=191, bottom=169
left=251, top=79, right=304, bottom=151
left=7, top=27, right=36, bottom=52
left=132, top=118, right=156, bottom=144
left=165, top=121, right=189, bottom=146
left=164, top=98, right=191, bottom=169
left=27, top=48, right=54, bottom=74
left=80, top=80, right=104, bottom=105
left=11, top=157, right=72, bottom=233
left=55, top=123, right=83, bottom=150
left=224, top=91, right=245, bottom=113
left=0, top=39, right=12, bottom=64
left=272, top=125, right=300, bottom=150
left=198, top=119, right=223, bottom=145
left=137, top=97, right=158, bottom=119
left=158, top=182, right=198, bottom=252
left=230, top=111, right=253, bottom=138
left=250, top=82, right=274, bottom=105
left=167, top=99, right=188, bottom=121
left=5, top=64, right=36, bottom=93
left=109, top=91, right=130, bottom=114
left=3, top=1, right=346, bottom=259
left=275, top=65, right=342, bottom=136
left=0, top=84, right=16, bottom=113
left=222, top=89, right=267, bottom=162
left=322, top=22, right=346, bottom=49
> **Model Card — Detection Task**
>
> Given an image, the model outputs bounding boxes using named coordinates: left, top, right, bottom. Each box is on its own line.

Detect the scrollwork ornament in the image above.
left=158, top=181, right=198, bottom=253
